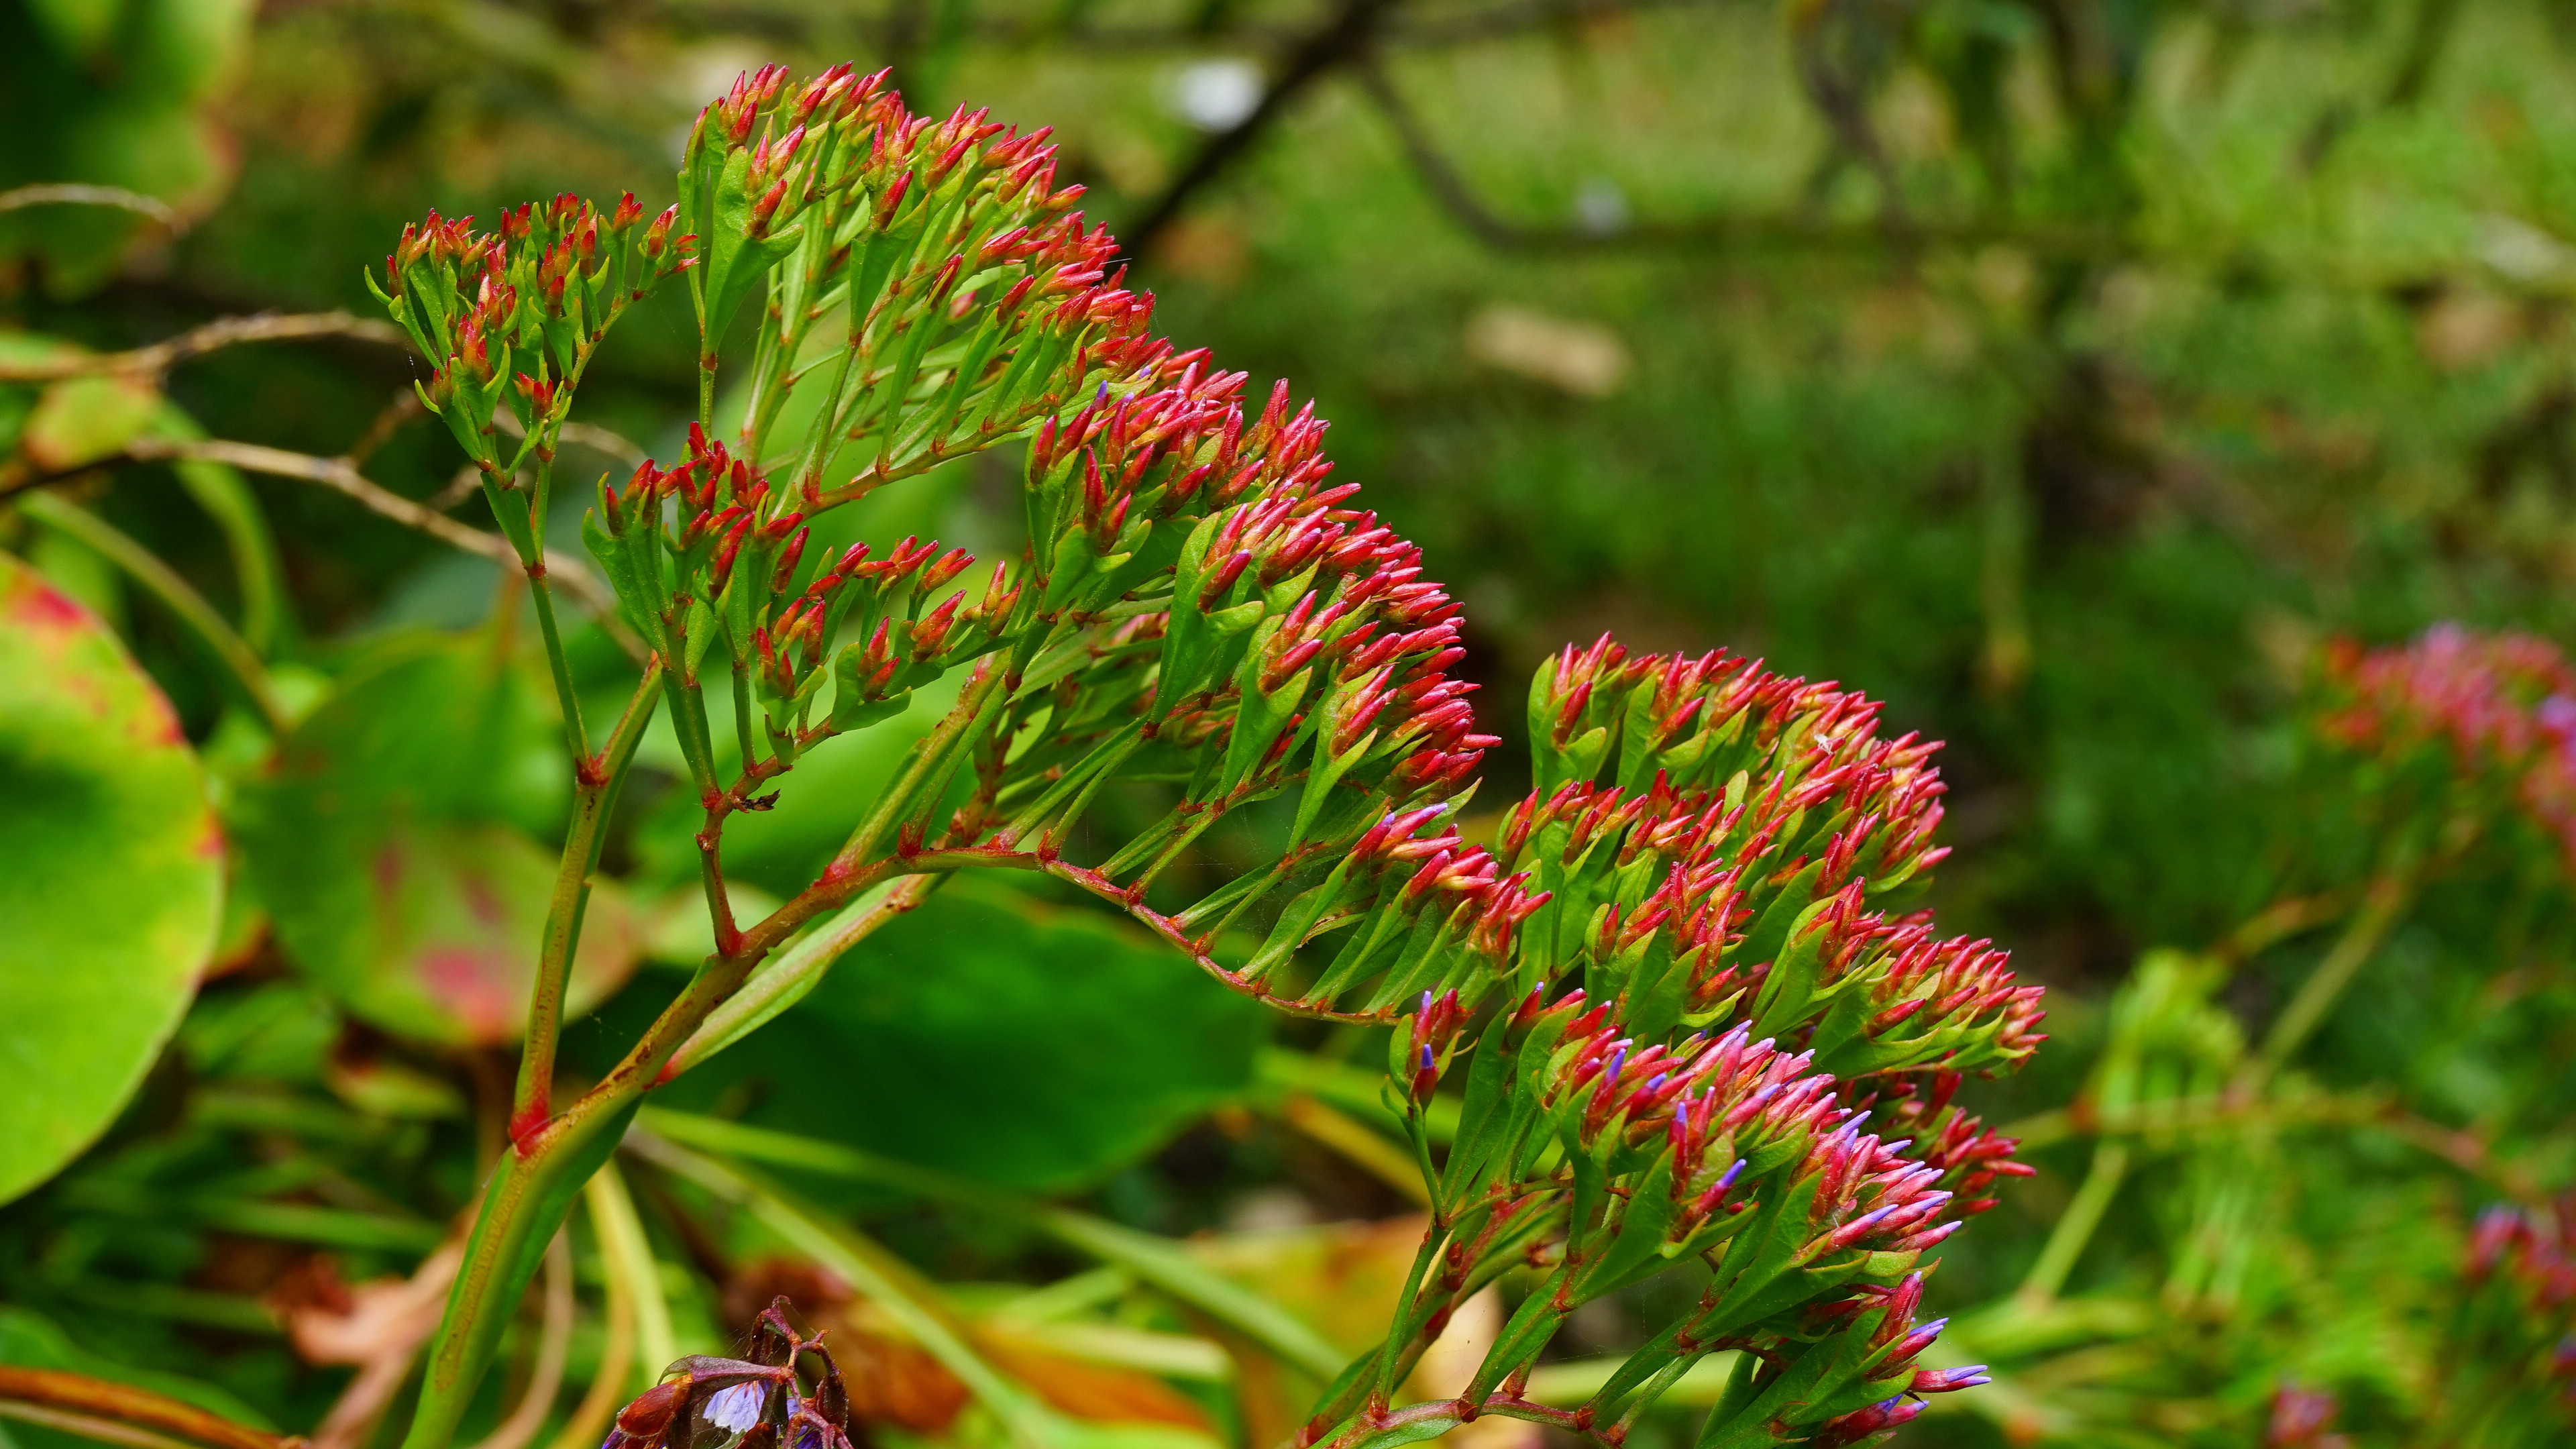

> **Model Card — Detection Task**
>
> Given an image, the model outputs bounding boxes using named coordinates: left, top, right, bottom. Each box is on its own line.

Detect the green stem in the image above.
left=731, top=664, right=757, bottom=775
left=830, top=659, right=1007, bottom=871
left=402, top=617, right=1004, bottom=1449
left=16, top=490, right=288, bottom=735
left=665, top=873, right=941, bottom=1077
left=526, top=568, right=590, bottom=766
left=510, top=659, right=665, bottom=1142
left=2014, top=1139, right=2129, bottom=1309
left=402, top=1106, right=632, bottom=1449
left=582, top=1161, right=673, bottom=1392
left=2245, top=868, right=2412, bottom=1091
left=655, top=655, right=724, bottom=803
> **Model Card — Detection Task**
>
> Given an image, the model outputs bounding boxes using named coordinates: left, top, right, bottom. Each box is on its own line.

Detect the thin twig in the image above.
left=2245, top=868, right=2413, bottom=1089
left=557, top=421, right=649, bottom=467
left=660, top=0, right=1719, bottom=54
left=492, top=409, right=649, bottom=469
left=120, top=437, right=645, bottom=661
left=0, top=1370, right=294, bottom=1449
left=126, top=438, right=510, bottom=561
left=426, top=467, right=487, bottom=513
left=0, top=312, right=413, bottom=382
left=1120, top=0, right=1411, bottom=261
left=345, top=392, right=427, bottom=468
left=0, top=184, right=177, bottom=227
left=1358, top=62, right=2048, bottom=258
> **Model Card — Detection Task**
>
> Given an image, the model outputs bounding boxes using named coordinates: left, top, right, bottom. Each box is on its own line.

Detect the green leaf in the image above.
left=0, top=555, right=221, bottom=1205
left=236, top=635, right=637, bottom=1044
left=639, top=1108, right=1348, bottom=1379
left=637, top=877, right=1269, bottom=1191
left=0, top=1305, right=274, bottom=1449
left=18, top=374, right=159, bottom=471
left=264, top=818, right=640, bottom=1046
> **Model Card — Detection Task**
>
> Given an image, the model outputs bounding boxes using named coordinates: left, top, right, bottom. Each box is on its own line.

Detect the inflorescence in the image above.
left=384, top=61, right=2051, bottom=1449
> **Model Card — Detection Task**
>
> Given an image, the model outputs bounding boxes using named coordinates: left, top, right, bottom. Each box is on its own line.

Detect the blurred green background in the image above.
left=5, top=1, right=2576, bottom=1446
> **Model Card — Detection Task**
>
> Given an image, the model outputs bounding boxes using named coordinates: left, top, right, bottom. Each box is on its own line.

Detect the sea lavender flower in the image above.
left=1489, top=649, right=2043, bottom=1074
left=703, top=1383, right=767, bottom=1434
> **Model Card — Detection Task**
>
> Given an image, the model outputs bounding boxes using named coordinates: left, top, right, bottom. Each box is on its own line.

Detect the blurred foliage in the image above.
left=5, top=1, right=2576, bottom=1448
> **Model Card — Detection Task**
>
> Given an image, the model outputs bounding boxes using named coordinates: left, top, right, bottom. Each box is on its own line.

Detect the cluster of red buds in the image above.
left=370, top=194, right=690, bottom=476
left=1510, top=643, right=1954, bottom=905
left=1782, top=1274, right=1992, bottom=1447
left=1288, top=631, right=2041, bottom=1448
left=677, top=64, right=1171, bottom=498
left=1309, top=985, right=2012, bottom=1449
left=1508, top=1007, right=1975, bottom=1275
left=587, top=425, right=1014, bottom=768
left=1868, top=1071, right=2037, bottom=1216
left=2439, top=1199, right=2576, bottom=1436
left=2317, top=624, right=2576, bottom=869
left=973, top=368, right=1509, bottom=1017
left=1490, top=758, right=2037, bottom=1079
left=1530, top=639, right=1947, bottom=842
left=1218, top=804, right=1543, bottom=1020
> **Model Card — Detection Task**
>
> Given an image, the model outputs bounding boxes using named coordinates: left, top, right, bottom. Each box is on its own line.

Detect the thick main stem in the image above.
left=402, top=672, right=1018, bottom=1449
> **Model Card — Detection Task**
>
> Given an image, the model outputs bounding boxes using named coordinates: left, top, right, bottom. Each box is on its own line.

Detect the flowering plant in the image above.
left=331, top=64, right=2050, bottom=1449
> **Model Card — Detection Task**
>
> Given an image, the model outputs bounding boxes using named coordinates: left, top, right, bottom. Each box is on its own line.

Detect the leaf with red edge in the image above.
left=0, top=553, right=221, bottom=1204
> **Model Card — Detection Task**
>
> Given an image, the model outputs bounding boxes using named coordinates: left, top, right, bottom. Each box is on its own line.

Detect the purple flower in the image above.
left=704, top=1383, right=765, bottom=1434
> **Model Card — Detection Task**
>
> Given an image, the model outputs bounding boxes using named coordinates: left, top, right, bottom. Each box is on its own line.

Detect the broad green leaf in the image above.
left=237, top=634, right=637, bottom=1044
left=260, top=819, right=639, bottom=1047
left=629, top=877, right=1268, bottom=1191
left=0, top=554, right=220, bottom=1205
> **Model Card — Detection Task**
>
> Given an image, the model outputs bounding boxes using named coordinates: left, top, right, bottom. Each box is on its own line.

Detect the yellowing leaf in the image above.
left=19, top=373, right=160, bottom=472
